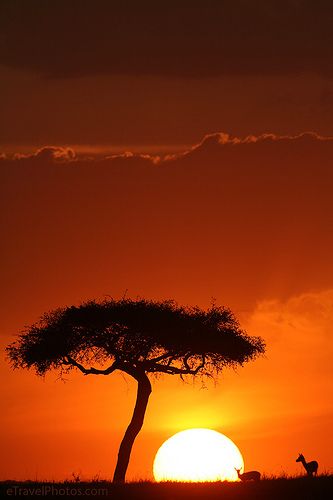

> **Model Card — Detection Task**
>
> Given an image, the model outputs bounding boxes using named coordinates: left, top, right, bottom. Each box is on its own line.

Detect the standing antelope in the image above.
left=296, top=453, right=318, bottom=477
left=235, top=467, right=261, bottom=481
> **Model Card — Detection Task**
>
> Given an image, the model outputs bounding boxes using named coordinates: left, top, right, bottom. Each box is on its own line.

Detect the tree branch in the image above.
left=148, top=351, right=174, bottom=363
left=62, top=355, right=118, bottom=375
left=184, top=353, right=191, bottom=371
left=146, top=354, right=206, bottom=376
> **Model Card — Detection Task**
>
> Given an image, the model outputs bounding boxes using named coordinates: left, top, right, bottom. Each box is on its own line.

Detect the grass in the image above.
left=1, top=475, right=332, bottom=499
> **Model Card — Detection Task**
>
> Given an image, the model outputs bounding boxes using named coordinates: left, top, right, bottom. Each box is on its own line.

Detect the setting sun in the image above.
left=153, top=428, right=244, bottom=482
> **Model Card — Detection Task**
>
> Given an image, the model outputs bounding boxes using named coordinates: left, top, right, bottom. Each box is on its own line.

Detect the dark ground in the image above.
left=1, top=476, right=332, bottom=499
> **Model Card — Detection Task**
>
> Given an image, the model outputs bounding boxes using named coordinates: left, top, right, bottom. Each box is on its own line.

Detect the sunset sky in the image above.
left=1, top=0, right=333, bottom=480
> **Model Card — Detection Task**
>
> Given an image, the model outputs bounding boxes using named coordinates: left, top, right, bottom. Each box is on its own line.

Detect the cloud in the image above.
left=244, top=289, right=333, bottom=404
left=248, top=289, right=333, bottom=347
left=13, top=146, right=76, bottom=161
left=3, top=131, right=332, bottom=164
left=1, top=1, right=333, bottom=78
left=168, top=131, right=332, bottom=160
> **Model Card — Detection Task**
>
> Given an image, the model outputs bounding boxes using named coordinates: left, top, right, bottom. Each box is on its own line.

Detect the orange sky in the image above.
left=1, top=0, right=333, bottom=481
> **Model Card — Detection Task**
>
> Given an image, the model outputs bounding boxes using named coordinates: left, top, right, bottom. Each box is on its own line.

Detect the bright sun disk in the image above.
left=153, top=428, right=244, bottom=482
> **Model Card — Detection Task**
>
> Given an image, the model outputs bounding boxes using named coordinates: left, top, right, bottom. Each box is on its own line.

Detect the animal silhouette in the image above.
left=296, top=453, right=318, bottom=477
left=235, top=467, right=261, bottom=481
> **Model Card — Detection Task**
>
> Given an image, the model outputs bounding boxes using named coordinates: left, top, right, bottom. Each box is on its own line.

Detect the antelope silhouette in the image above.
left=235, top=467, right=261, bottom=481
left=296, top=453, right=318, bottom=477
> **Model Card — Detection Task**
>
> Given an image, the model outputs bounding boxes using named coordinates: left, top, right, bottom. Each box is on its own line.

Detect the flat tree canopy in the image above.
left=7, top=298, right=265, bottom=482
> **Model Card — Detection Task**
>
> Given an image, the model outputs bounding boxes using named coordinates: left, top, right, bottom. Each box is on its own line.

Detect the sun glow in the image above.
left=153, top=428, right=244, bottom=482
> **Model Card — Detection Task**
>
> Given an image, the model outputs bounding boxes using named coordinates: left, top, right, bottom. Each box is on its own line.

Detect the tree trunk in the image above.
left=112, top=370, right=152, bottom=483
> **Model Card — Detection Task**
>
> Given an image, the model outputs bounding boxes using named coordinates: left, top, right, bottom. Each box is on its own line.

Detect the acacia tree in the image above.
left=6, top=298, right=265, bottom=483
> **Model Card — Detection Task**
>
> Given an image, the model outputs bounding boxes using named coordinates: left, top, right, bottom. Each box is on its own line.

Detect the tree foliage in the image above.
left=7, top=298, right=265, bottom=379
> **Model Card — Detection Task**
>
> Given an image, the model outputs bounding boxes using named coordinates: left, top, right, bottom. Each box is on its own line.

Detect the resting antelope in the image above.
left=235, top=467, right=261, bottom=481
left=296, top=453, right=318, bottom=477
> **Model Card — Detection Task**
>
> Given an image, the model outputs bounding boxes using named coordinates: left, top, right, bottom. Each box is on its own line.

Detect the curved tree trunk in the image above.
left=112, top=370, right=152, bottom=483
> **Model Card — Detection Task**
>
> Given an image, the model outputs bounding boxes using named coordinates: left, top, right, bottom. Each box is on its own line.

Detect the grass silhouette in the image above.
left=1, top=475, right=332, bottom=499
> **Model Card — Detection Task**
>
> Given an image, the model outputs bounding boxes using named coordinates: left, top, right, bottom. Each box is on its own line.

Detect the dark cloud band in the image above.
left=1, top=0, right=333, bottom=78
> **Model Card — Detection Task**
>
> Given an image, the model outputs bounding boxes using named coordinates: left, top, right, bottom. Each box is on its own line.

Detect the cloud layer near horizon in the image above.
left=1, top=0, right=333, bottom=78
left=2, top=132, right=333, bottom=317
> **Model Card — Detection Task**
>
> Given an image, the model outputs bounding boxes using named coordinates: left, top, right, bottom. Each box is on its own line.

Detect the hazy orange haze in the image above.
left=1, top=133, right=332, bottom=479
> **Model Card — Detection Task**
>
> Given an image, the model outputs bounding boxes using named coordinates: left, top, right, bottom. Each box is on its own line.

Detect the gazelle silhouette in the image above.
left=296, top=453, right=318, bottom=477
left=235, top=467, right=261, bottom=481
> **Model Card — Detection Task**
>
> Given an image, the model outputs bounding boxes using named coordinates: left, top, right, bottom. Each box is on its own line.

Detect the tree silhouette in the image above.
left=6, top=298, right=265, bottom=483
